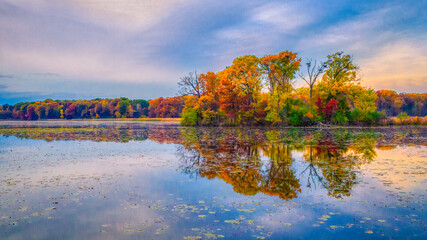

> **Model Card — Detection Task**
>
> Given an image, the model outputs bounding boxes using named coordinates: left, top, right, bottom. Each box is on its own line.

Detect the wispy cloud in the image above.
left=252, top=1, right=314, bottom=33
left=0, top=74, right=13, bottom=79
left=297, top=8, right=392, bottom=52
left=360, top=40, right=427, bottom=92
left=210, top=1, right=316, bottom=69
left=69, top=0, right=191, bottom=32
left=0, top=0, right=183, bottom=84
left=0, top=46, right=180, bottom=83
left=296, top=5, right=427, bottom=92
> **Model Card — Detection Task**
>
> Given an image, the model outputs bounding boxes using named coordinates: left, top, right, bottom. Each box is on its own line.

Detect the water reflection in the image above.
left=1, top=125, right=425, bottom=201
left=175, top=128, right=379, bottom=200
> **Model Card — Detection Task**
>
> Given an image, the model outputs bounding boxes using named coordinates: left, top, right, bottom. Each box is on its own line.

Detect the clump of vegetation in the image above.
left=180, top=108, right=199, bottom=126
left=176, top=50, right=399, bottom=126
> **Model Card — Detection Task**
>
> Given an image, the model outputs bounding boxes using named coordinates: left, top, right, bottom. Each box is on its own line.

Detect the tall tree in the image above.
left=319, top=52, right=358, bottom=101
left=218, top=55, right=262, bottom=124
left=260, top=51, right=301, bottom=95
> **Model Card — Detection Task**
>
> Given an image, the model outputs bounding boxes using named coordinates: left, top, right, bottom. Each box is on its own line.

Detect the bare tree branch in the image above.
left=178, top=70, right=201, bottom=98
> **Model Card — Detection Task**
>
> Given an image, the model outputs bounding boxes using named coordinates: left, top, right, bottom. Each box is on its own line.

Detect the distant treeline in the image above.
left=376, top=90, right=427, bottom=117
left=0, top=91, right=425, bottom=121
left=0, top=98, right=150, bottom=120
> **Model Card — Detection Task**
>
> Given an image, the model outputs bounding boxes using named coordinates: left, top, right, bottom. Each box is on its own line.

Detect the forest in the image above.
left=0, top=51, right=426, bottom=125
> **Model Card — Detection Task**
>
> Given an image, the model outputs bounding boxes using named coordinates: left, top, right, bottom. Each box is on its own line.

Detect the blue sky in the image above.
left=0, top=0, right=426, bottom=104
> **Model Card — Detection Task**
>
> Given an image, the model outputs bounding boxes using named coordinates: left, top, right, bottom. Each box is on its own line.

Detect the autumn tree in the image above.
left=261, top=51, right=301, bottom=95
left=196, top=72, right=222, bottom=124
left=218, top=55, right=263, bottom=124
left=260, top=51, right=301, bottom=124
left=317, top=52, right=358, bottom=103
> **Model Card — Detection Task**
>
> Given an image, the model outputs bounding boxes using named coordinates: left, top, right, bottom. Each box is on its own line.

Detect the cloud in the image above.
left=0, top=46, right=180, bottom=84
left=209, top=1, right=316, bottom=69
left=2, top=0, right=190, bottom=32
left=295, top=5, right=427, bottom=92
left=360, top=40, right=427, bottom=93
left=0, top=0, right=184, bottom=84
left=297, top=8, right=392, bottom=52
left=0, top=74, right=13, bottom=79
left=68, top=0, right=193, bottom=33
left=252, top=1, right=314, bottom=33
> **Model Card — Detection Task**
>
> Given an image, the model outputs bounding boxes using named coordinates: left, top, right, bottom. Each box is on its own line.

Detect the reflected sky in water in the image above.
left=0, top=122, right=426, bottom=239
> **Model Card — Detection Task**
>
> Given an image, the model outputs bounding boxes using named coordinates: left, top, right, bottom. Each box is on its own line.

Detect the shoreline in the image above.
left=0, top=119, right=425, bottom=129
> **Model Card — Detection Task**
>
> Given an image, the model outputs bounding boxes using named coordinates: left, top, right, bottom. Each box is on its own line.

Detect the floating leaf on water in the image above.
left=362, top=217, right=371, bottom=220
left=32, top=212, right=42, bottom=216
left=124, top=229, right=132, bottom=233
left=224, top=220, right=239, bottom=224
left=198, top=201, right=205, bottom=204
left=102, top=224, right=111, bottom=228
left=238, top=208, right=255, bottom=213
left=205, top=233, right=224, bottom=238
left=283, top=223, right=291, bottom=226
left=365, top=230, right=373, bottom=234
left=247, top=220, right=254, bottom=225
left=378, top=220, right=386, bottom=222
left=191, top=228, right=200, bottom=231
left=198, top=215, right=207, bottom=218
left=184, top=236, right=202, bottom=240
left=124, top=225, right=132, bottom=228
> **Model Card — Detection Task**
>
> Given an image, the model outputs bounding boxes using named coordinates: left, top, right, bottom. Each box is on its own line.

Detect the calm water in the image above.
left=0, top=121, right=426, bottom=239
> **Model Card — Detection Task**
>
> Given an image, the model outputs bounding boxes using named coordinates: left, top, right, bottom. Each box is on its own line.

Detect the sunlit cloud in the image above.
left=69, top=0, right=191, bottom=32
left=252, top=1, right=314, bottom=33
left=360, top=40, right=427, bottom=92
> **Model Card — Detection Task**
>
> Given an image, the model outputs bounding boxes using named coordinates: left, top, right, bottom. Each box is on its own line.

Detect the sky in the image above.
left=0, top=0, right=426, bottom=104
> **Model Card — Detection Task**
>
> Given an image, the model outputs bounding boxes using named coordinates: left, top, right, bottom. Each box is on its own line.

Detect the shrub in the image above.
left=180, top=108, right=199, bottom=126
left=397, top=112, right=409, bottom=120
left=333, top=111, right=348, bottom=125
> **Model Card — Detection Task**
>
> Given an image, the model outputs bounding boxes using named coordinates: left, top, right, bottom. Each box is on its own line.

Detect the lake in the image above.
left=0, top=121, right=426, bottom=239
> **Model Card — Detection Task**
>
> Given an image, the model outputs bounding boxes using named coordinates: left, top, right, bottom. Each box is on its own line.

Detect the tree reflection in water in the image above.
left=175, top=128, right=380, bottom=200
left=0, top=125, right=424, bottom=200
